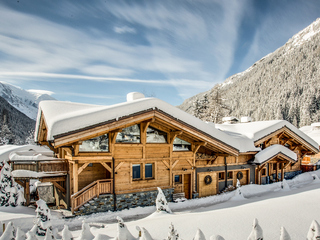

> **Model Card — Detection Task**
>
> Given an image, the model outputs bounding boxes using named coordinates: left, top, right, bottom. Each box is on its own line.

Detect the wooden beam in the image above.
left=15, top=180, right=25, bottom=188
left=169, top=131, right=183, bottom=144
left=172, top=160, right=180, bottom=169
left=186, top=159, right=193, bottom=167
left=78, top=162, right=90, bottom=175
left=162, top=160, right=170, bottom=169
left=40, top=177, right=67, bottom=182
left=25, top=180, right=30, bottom=206
left=100, top=162, right=112, bottom=173
left=52, top=181, right=66, bottom=194
left=115, top=162, right=124, bottom=172
left=73, top=161, right=78, bottom=193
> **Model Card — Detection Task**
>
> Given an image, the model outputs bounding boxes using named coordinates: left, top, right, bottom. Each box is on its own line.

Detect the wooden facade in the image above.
left=34, top=99, right=319, bottom=214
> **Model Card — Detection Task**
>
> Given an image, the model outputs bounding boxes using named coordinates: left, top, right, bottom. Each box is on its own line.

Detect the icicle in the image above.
left=61, top=225, right=73, bottom=240
left=280, top=226, right=291, bottom=240
left=193, top=228, right=206, bottom=240
left=79, top=221, right=95, bottom=240
left=247, top=218, right=263, bottom=240
left=156, top=187, right=172, bottom=213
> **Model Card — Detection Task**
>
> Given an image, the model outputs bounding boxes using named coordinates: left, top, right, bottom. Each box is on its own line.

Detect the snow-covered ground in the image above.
left=1, top=170, right=320, bottom=239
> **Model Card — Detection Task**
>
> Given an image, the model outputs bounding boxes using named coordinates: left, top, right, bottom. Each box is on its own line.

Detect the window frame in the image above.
left=218, top=172, right=225, bottom=181
left=227, top=171, right=233, bottom=180
left=132, top=162, right=155, bottom=181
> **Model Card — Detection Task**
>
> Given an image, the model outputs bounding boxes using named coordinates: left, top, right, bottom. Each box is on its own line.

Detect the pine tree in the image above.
left=44, top=228, right=56, bottom=240
left=280, top=227, right=291, bottom=240
left=137, top=226, right=153, bottom=240
left=307, top=220, right=320, bottom=240
left=210, top=235, right=225, bottom=240
left=0, top=221, right=15, bottom=240
left=79, top=221, right=94, bottom=240
left=61, top=225, right=73, bottom=240
left=156, top=187, right=172, bottom=213
left=193, top=228, right=206, bottom=240
left=0, top=161, right=19, bottom=207
left=116, top=216, right=136, bottom=240
left=167, top=223, right=179, bottom=240
left=247, top=218, right=263, bottom=240
left=33, top=199, right=52, bottom=237
left=15, top=227, right=26, bottom=240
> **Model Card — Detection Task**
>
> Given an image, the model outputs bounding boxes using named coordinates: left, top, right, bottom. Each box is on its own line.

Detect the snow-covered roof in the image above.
left=254, top=144, right=297, bottom=165
left=35, top=97, right=241, bottom=152
left=215, top=120, right=319, bottom=152
left=300, top=125, right=320, bottom=145
left=12, top=170, right=66, bottom=178
left=9, top=152, right=57, bottom=162
left=0, top=145, right=52, bottom=162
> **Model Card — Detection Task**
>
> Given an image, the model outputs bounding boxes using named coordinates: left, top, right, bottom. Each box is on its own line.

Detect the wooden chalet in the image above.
left=34, top=93, right=319, bottom=215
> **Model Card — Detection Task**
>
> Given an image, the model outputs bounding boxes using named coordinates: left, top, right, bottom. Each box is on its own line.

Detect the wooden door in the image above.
left=184, top=174, right=191, bottom=199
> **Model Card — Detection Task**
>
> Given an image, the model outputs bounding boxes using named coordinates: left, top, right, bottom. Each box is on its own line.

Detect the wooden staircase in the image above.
left=71, top=179, right=113, bottom=214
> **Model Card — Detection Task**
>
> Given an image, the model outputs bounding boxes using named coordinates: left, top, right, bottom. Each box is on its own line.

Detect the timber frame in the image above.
left=34, top=99, right=319, bottom=214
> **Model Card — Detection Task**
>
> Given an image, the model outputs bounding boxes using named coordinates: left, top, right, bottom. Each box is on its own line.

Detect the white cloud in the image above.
left=114, top=26, right=136, bottom=34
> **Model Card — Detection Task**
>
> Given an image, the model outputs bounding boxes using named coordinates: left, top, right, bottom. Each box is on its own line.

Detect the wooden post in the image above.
left=73, top=161, right=79, bottom=193
left=25, top=180, right=30, bottom=206
left=281, top=163, right=284, bottom=181
left=257, top=169, right=261, bottom=185
left=275, top=163, right=279, bottom=182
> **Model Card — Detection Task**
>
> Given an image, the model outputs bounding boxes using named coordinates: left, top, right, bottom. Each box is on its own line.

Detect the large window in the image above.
left=132, top=164, right=141, bottom=180
left=173, top=137, right=191, bottom=151
left=146, top=126, right=167, bottom=143
left=79, top=134, right=109, bottom=152
left=116, top=124, right=140, bottom=143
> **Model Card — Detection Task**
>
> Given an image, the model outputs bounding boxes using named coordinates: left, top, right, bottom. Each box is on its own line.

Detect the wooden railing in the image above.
left=71, top=179, right=113, bottom=214
left=12, top=159, right=68, bottom=173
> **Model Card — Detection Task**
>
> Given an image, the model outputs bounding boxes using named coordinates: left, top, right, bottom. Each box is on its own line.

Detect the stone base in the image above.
left=74, top=188, right=174, bottom=216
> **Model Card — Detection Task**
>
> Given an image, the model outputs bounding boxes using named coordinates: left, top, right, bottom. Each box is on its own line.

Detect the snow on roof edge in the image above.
left=254, top=144, right=297, bottom=164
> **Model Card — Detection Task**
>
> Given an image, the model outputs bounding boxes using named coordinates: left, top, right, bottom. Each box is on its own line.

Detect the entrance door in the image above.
left=183, top=174, right=191, bottom=199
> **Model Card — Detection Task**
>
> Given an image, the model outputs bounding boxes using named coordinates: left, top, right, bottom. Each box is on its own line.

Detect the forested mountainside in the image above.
left=0, top=96, right=36, bottom=145
left=0, top=81, right=55, bottom=145
left=179, top=18, right=320, bottom=128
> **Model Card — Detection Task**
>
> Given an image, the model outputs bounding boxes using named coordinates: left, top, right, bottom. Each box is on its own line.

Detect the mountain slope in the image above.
left=0, top=81, right=55, bottom=121
left=0, top=96, right=36, bottom=145
left=179, top=18, right=320, bottom=127
left=0, top=82, right=55, bottom=145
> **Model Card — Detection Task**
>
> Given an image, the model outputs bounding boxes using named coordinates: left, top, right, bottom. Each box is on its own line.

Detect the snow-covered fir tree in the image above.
left=280, top=227, right=291, bottom=240
left=0, top=161, right=20, bottom=207
left=136, top=226, right=153, bottom=240
left=307, top=220, right=320, bottom=240
left=33, top=199, right=52, bottom=237
left=116, top=216, right=136, bottom=240
left=26, top=230, right=38, bottom=240
left=44, top=228, right=56, bottom=240
left=247, top=218, right=263, bottom=240
left=210, top=235, right=225, bottom=240
left=193, top=228, right=206, bottom=240
left=61, top=225, right=73, bottom=240
left=167, top=223, right=179, bottom=240
left=156, top=187, right=172, bottom=213
left=15, top=227, right=26, bottom=240
left=0, top=221, right=15, bottom=240
left=79, top=221, right=94, bottom=240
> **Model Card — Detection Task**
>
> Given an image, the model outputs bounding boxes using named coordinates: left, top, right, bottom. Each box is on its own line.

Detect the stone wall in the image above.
left=74, top=188, right=174, bottom=216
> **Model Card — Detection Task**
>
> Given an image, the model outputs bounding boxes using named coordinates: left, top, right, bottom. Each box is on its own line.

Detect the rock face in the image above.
left=179, top=18, right=320, bottom=128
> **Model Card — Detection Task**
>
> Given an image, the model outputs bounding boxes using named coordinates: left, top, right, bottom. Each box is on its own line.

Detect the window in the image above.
left=174, top=175, right=182, bottom=184
left=261, top=168, right=266, bottom=176
left=219, top=172, right=225, bottom=180
left=132, top=163, right=154, bottom=180
left=146, top=126, right=167, bottom=143
left=145, top=163, right=153, bottom=178
left=227, top=171, right=233, bottom=179
left=79, top=134, right=109, bottom=152
left=132, top=164, right=141, bottom=180
left=273, top=163, right=277, bottom=171
left=173, top=137, right=191, bottom=151
left=116, top=124, right=140, bottom=143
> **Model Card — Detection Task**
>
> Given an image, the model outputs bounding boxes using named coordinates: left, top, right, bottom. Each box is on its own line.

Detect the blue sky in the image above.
left=0, top=0, right=319, bottom=106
